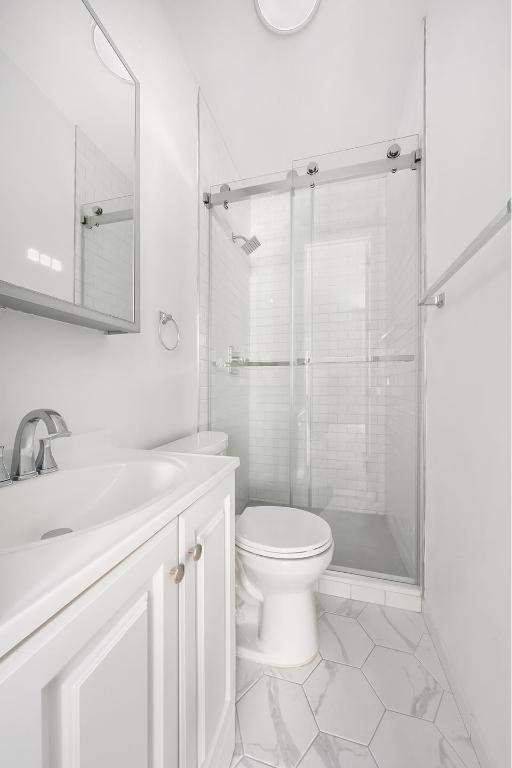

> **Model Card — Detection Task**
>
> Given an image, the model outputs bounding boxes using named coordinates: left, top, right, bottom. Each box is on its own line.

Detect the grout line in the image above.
left=359, top=656, right=388, bottom=712
left=238, top=754, right=280, bottom=768
left=413, top=643, right=452, bottom=693
left=235, top=710, right=246, bottom=763
left=301, top=672, right=323, bottom=741
left=311, top=725, right=375, bottom=749
left=367, top=707, right=387, bottom=752
left=303, top=657, right=386, bottom=748
left=353, top=614, right=378, bottom=647
left=235, top=666, right=265, bottom=704
left=236, top=607, right=458, bottom=767
left=296, top=724, right=319, bottom=768
left=373, top=706, right=450, bottom=728
left=361, top=648, right=444, bottom=722
left=431, top=714, right=481, bottom=768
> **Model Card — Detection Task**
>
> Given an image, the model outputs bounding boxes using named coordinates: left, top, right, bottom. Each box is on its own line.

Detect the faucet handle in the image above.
left=0, top=445, right=12, bottom=487
left=35, top=436, right=59, bottom=475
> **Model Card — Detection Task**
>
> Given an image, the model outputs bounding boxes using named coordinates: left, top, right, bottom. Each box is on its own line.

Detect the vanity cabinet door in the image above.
left=179, top=475, right=236, bottom=768
left=0, top=519, right=180, bottom=768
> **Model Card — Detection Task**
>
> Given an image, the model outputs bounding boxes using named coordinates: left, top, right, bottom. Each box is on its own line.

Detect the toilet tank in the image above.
left=155, top=431, right=228, bottom=456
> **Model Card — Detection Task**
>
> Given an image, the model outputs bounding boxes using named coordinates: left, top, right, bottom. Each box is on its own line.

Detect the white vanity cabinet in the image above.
left=0, top=474, right=235, bottom=768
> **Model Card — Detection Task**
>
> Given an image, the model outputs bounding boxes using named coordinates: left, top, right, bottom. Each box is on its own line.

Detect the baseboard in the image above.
left=422, top=599, right=494, bottom=768
left=317, top=570, right=422, bottom=612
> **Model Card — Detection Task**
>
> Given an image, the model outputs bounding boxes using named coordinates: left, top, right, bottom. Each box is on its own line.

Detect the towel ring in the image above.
left=158, top=311, right=180, bottom=351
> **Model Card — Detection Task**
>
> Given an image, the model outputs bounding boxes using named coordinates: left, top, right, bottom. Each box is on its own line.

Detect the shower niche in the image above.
left=206, top=136, right=423, bottom=585
left=0, top=0, right=139, bottom=332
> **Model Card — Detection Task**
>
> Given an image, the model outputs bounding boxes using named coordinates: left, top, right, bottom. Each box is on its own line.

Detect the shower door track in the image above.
left=205, top=149, right=421, bottom=208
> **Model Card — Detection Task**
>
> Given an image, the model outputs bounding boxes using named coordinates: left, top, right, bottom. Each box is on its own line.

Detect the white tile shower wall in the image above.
left=246, top=178, right=391, bottom=515
left=383, top=171, right=419, bottom=580
left=75, top=128, right=133, bottom=321
left=308, top=179, right=387, bottom=516
left=248, top=192, right=291, bottom=504
left=205, top=157, right=418, bottom=548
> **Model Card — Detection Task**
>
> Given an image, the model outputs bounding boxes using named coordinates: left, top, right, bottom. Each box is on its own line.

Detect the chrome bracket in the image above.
left=411, top=148, right=422, bottom=170
left=420, top=292, right=445, bottom=308
left=202, top=192, right=212, bottom=208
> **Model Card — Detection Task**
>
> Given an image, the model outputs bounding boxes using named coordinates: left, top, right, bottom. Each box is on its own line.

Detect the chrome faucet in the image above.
left=0, top=446, right=11, bottom=487
left=11, top=409, right=71, bottom=481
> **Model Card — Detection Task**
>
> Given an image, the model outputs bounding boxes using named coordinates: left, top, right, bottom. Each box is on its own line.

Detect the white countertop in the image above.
left=0, top=447, right=239, bottom=659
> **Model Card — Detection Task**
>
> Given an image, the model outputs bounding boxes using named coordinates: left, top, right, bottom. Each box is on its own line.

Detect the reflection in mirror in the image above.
left=0, top=0, right=137, bottom=324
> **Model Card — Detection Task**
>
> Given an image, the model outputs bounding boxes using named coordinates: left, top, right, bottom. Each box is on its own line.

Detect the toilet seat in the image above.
left=235, top=506, right=333, bottom=560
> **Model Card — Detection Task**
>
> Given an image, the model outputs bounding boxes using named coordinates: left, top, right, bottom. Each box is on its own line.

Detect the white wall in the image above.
left=423, top=1, right=510, bottom=767
left=165, top=0, right=426, bottom=179
left=0, top=0, right=200, bottom=451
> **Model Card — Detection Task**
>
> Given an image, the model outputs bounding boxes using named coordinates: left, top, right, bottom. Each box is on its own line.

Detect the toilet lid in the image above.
left=235, top=506, right=333, bottom=558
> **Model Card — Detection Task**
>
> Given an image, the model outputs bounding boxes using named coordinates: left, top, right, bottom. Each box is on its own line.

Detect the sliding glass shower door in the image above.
left=290, top=138, right=422, bottom=582
left=207, top=136, right=423, bottom=584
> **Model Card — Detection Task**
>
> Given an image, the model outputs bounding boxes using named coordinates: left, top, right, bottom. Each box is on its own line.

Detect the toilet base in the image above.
left=236, top=588, right=319, bottom=668
left=236, top=618, right=319, bottom=668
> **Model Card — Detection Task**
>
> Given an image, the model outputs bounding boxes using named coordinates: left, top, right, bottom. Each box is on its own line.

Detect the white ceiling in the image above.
left=164, top=0, right=426, bottom=180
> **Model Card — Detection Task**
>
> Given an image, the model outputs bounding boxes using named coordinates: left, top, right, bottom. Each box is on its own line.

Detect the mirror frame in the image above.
left=0, top=0, right=140, bottom=334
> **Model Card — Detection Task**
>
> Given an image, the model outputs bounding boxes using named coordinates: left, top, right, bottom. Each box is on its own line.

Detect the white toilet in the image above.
left=154, top=431, right=333, bottom=668
left=236, top=506, right=333, bottom=667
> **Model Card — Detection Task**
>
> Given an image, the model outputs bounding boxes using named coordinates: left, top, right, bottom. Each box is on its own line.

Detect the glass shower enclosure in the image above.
left=207, top=136, right=423, bottom=584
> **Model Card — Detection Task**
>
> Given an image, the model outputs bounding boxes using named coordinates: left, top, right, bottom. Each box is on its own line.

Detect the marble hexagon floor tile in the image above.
left=237, top=676, right=318, bottom=768
left=304, top=660, right=384, bottom=745
left=415, top=633, right=451, bottom=689
left=357, top=604, right=426, bottom=653
left=236, top=658, right=264, bottom=701
left=435, top=692, right=481, bottom=768
left=299, top=732, right=378, bottom=768
left=265, top=654, right=322, bottom=684
left=237, top=759, right=276, bottom=768
left=318, top=613, right=374, bottom=667
left=363, top=646, right=443, bottom=721
left=230, top=713, right=244, bottom=768
left=234, top=599, right=481, bottom=768
left=370, top=711, right=466, bottom=768
left=315, top=594, right=367, bottom=619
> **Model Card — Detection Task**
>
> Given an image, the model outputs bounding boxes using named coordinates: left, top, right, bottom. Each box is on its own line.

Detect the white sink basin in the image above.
left=0, top=454, right=186, bottom=552
left=0, top=446, right=239, bottom=659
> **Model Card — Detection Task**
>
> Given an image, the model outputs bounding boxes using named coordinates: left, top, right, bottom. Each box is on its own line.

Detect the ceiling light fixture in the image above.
left=254, top=0, right=321, bottom=34
left=92, top=23, right=132, bottom=82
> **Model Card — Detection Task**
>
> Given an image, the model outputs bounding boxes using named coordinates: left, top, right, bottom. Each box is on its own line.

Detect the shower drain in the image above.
left=40, top=527, right=73, bottom=540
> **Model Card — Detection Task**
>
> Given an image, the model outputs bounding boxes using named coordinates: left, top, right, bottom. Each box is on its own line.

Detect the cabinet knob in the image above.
left=169, top=563, right=185, bottom=584
left=189, top=543, right=203, bottom=562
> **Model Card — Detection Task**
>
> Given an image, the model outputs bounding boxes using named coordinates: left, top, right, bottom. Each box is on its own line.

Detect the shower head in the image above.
left=232, top=233, right=261, bottom=255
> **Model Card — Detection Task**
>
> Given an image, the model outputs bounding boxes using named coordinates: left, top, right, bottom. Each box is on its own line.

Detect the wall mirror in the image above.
left=0, top=0, right=139, bottom=333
